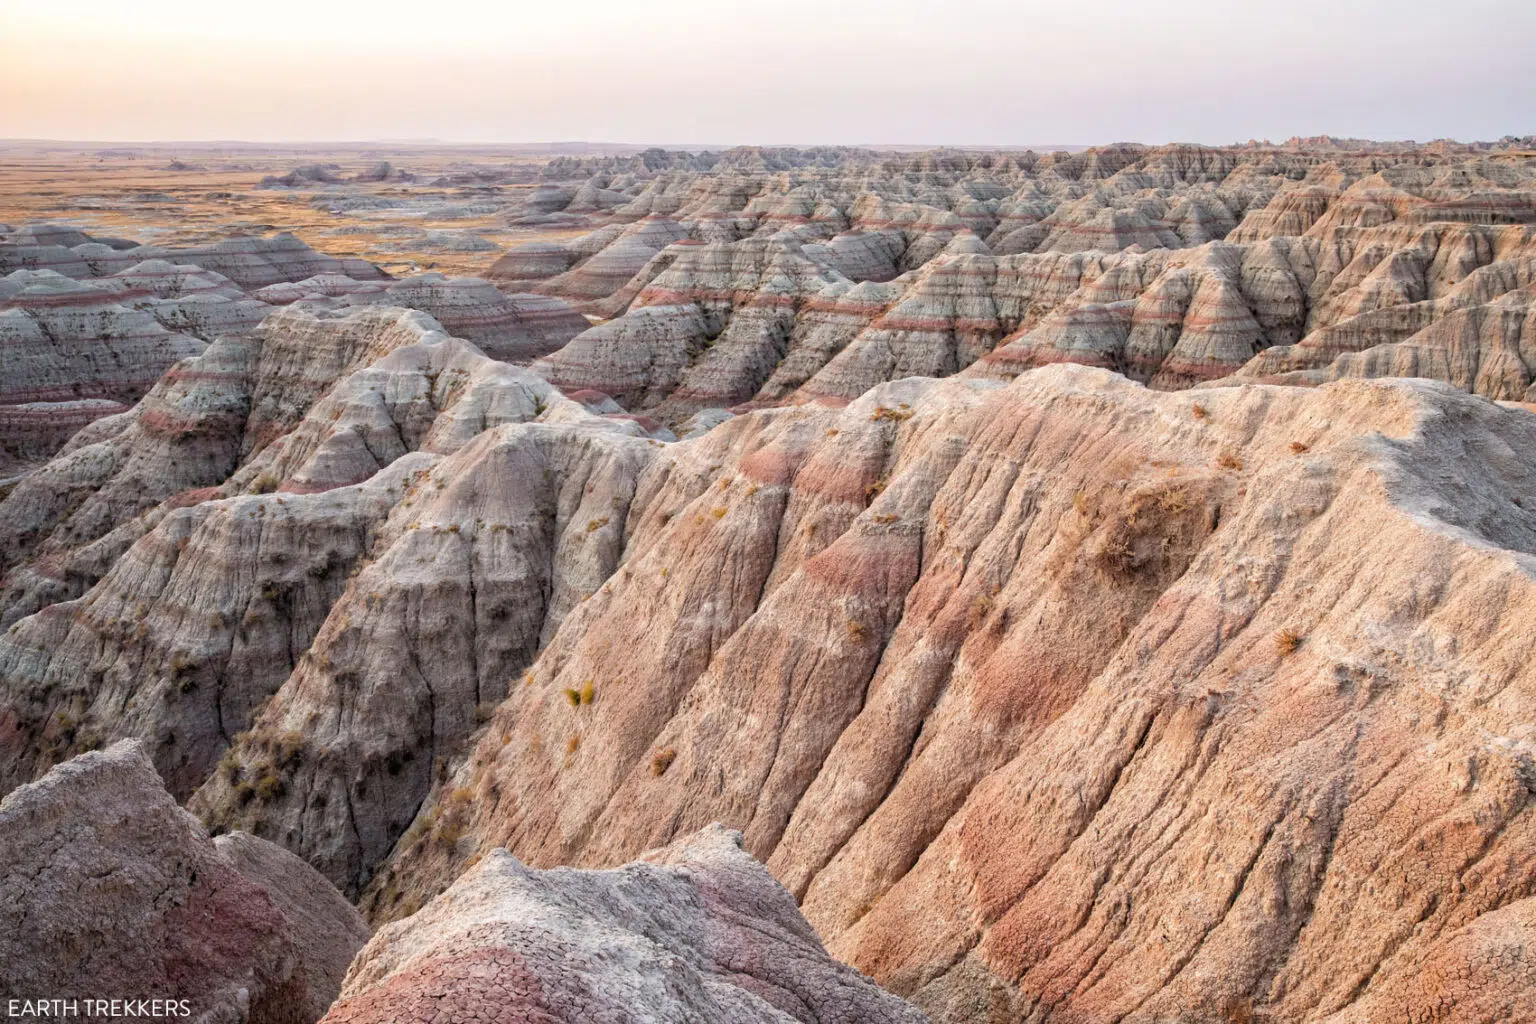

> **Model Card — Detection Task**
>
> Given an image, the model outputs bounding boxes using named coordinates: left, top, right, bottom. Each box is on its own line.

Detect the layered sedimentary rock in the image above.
left=532, top=303, right=712, bottom=408
left=0, top=305, right=612, bottom=798
left=490, top=144, right=1535, bottom=412
left=332, top=365, right=1536, bottom=1024
left=253, top=272, right=588, bottom=362
left=0, top=740, right=367, bottom=1023
left=0, top=227, right=398, bottom=467
left=352, top=274, right=588, bottom=362
left=1, top=226, right=385, bottom=289
left=0, top=269, right=211, bottom=461
left=189, top=416, right=659, bottom=889
left=5, top=143, right=1536, bottom=1024
left=323, top=825, right=925, bottom=1024
left=491, top=218, right=689, bottom=307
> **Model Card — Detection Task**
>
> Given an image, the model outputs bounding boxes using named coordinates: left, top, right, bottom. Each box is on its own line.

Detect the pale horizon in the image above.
left=4, top=0, right=1532, bottom=147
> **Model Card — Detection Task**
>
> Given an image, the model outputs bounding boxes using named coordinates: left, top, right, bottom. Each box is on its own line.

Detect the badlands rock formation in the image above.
left=0, top=740, right=367, bottom=1022
left=4, top=140, right=1536, bottom=1024
left=15, top=303, right=1528, bottom=1020
left=347, top=365, right=1536, bottom=1024
left=0, top=224, right=586, bottom=472
left=483, top=145, right=1536, bottom=423
left=323, top=825, right=925, bottom=1024
left=0, top=304, right=646, bottom=802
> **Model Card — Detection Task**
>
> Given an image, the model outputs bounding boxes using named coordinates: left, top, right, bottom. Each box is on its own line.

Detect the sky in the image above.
left=2, top=0, right=1532, bottom=146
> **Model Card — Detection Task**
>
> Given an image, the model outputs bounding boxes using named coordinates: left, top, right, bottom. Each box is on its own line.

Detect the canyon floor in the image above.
left=2, top=137, right=1536, bottom=1024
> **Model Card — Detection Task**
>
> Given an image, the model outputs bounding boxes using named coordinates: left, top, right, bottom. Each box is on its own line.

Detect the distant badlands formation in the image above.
left=2, top=139, right=1536, bottom=1023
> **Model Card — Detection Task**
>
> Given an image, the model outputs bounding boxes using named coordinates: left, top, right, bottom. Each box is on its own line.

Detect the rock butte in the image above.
left=2, top=138, right=1536, bottom=1023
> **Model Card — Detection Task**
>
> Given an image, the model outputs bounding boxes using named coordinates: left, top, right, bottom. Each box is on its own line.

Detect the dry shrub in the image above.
left=1289, top=441, right=1310, bottom=454
left=1217, top=451, right=1244, bottom=471
left=1192, top=403, right=1209, bottom=420
left=967, top=594, right=993, bottom=629
left=1275, top=628, right=1303, bottom=656
left=650, top=747, right=677, bottom=776
left=1158, top=487, right=1190, bottom=513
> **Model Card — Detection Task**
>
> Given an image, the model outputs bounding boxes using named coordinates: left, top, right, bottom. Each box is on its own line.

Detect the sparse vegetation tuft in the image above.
left=967, top=594, right=993, bottom=629
left=1275, top=628, right=1304, bottom=656
left=1158, top=487, right=1190, bottom=514
left=650, top=747, right=677, bottom=776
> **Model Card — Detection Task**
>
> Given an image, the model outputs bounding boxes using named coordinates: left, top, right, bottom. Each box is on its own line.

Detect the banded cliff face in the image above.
left=1, top=294, right=1534, bottom=1022
left=0, top=225, right=588, bottom=476
left=0, top=304, right=638, bottom=803
left=333, top=365, right=1536, bottom=1024
left=3, top=141, right=1536, bottom=1024
left=511, top=148, right=1536, bottom=421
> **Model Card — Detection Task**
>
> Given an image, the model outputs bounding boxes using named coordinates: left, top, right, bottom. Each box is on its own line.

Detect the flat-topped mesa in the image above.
left=0, top=741, right=368, bottom=1024
left=323, top=825, right=926, bottom=1024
